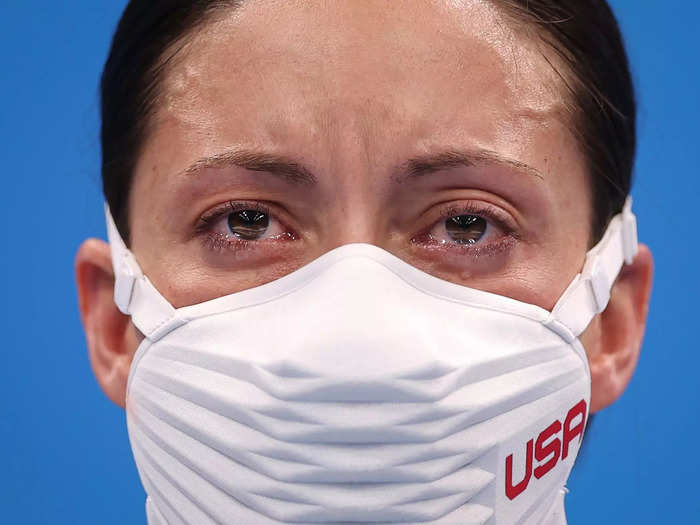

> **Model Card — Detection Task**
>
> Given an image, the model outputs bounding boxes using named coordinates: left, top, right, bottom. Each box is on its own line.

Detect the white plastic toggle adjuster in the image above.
left=114, top=251, right=138, bottom=314
left=585, top=258, right=611, bottom=314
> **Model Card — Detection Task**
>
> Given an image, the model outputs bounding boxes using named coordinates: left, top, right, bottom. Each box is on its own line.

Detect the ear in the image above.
left=75, top=238, right=143, bottom=408
left=583, top=243, right=654, bottom=412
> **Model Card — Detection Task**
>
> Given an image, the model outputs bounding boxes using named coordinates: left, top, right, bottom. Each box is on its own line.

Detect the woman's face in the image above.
left=79, top=0, right=653, bottom=413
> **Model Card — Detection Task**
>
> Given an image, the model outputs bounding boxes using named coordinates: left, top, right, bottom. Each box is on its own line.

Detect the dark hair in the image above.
left=101, top=0, right=635, bottom=246
left=496, top=1, right=636, bottom=244
left=101, top=1, right=242, bottom=244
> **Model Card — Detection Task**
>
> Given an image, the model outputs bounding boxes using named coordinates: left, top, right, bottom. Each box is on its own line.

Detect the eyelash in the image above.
left=194, top=199, right=519, bottom=257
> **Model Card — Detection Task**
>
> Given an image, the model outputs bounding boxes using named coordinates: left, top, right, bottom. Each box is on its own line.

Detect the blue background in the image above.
left=1, top=1, right=697, bottom=523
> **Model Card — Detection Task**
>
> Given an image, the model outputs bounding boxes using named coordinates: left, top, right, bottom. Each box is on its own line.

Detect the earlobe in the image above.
left=587, top=243, right=654, bottom=412
left=75, top=238, right=142, bottom=408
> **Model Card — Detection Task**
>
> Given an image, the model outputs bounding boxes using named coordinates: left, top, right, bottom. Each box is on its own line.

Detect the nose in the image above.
left=275, top=252, right=442, bottom=380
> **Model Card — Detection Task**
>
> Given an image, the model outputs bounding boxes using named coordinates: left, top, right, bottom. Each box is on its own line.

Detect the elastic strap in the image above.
left=546, top=197, right=638, bottom=340
left=105, top=205, right=184, bottom=340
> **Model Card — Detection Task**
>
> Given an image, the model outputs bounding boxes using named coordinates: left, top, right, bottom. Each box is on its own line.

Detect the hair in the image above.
left=101, top=0, right=635, bottom=246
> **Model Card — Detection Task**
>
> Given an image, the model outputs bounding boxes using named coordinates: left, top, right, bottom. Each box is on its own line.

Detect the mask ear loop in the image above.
left=544, top=196, right=638, bottom=342
left=105, top=204, right=185, bottom=340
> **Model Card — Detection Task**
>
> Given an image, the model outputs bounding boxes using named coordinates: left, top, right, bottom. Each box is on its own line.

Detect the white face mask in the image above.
left=106, top=198, right=637, bottom=525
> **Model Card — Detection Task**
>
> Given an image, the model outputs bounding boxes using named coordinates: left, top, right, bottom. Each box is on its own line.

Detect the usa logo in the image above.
left=505, top=400, right=587, bottom=500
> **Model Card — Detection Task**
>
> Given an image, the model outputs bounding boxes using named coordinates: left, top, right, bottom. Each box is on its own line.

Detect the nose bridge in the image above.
left=315, top=100, right=396, bottom=249
left=324, top=199, right=384, bottom=248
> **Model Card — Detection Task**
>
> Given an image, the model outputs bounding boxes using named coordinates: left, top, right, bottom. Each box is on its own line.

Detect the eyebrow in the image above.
left=395, top=149, right=545, bottom=182
left=179, top=147, right=544, bottom=185
left=181, top=149, right=318, bottom=186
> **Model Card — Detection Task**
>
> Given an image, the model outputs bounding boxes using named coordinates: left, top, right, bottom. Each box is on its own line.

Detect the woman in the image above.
left=75, top=0, right=654, bottom=523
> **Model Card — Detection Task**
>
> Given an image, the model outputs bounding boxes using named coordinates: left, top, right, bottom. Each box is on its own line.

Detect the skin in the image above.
left=75, top=0, right=653, bottom=413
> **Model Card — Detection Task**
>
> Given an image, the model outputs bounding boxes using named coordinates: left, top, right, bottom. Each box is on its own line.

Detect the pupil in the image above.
left=445, top=215, right=486, bottom=244
left=228, top=210, right=269, bottom=240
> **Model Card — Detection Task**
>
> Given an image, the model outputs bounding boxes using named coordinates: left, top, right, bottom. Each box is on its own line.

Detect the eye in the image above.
left=428, top=213, right=490, bottom=246
left=410, top=202, right=518, bottom=266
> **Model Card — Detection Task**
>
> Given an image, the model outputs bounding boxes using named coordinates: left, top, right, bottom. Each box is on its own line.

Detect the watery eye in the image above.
left=444, top=215, right=487, bottom=244
left=227, top=210, right=270, bottom=240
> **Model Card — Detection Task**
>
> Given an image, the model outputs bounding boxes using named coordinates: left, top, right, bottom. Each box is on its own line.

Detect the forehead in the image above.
left=154, top=0, right=565, bottom=167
